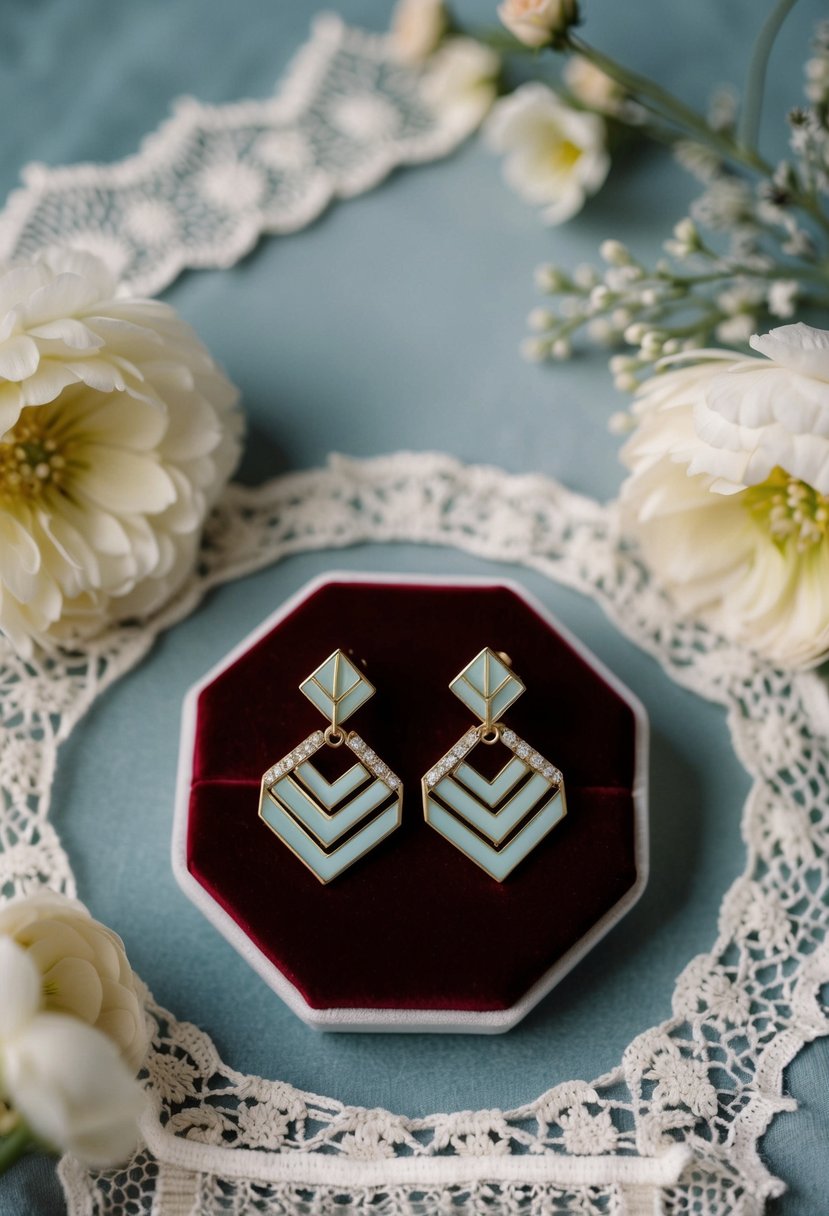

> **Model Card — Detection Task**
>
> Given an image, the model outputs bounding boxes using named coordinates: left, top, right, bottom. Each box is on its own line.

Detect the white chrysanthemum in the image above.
left=0, top=249, right=242, bottom=656
left=619, top=323, right=829, bottom=668
left=485, top=84, right=609, bottom=224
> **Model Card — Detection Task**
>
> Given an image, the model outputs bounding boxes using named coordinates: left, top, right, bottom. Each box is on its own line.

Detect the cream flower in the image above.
left=0, top=891, right=147, bottom=1072
left=485, top=83, right=609, bottom=224
left=0, top=249, right=242, bottom=656
left=421, top=38, right=500, bottom=129
left=619, top=323, right=829, bottom=667
left=390, top=0, right=446, bottom=64
left=0, top=939, right=143, bottom=1167
left=498, top=0, right=577, bottom=48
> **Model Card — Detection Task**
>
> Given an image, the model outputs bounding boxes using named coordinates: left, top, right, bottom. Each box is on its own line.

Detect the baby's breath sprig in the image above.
left=513, top=8, right=829, bottom=387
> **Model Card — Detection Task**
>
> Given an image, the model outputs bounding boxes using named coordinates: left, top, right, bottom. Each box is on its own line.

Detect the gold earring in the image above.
left=422, top=648, right=566, bottom=880
left=258, top=649, right=402, bottom=883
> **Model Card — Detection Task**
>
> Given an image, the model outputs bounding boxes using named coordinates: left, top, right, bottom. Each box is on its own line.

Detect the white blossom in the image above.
left=486, top=84, right=609, bottom=224
left=0, top=939, right=144, bottom=1167
left=619, top=324, right=829, bottom=667
left=0, top=249, right=241, bottom=656
left=0, top=891, right=147, bottom=1072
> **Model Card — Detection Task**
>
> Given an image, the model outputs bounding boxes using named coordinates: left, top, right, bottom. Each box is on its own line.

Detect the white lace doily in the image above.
left=1, top=14, right=828, bottom=1216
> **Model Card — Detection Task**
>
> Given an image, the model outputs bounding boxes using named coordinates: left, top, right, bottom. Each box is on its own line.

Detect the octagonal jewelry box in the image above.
left=172, top=572, right=649, bottom=1033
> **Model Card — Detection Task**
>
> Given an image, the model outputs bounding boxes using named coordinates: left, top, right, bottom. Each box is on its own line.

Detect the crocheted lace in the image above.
left=0, top=15, right=827, bottom=1216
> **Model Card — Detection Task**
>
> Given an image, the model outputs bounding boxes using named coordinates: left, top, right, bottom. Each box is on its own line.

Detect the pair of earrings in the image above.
left=257, top=648, right=566, bottom=884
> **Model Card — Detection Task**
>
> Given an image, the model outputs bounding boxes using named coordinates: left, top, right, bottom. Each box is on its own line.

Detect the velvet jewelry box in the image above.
left=172, top=573, right=649, bottom=1032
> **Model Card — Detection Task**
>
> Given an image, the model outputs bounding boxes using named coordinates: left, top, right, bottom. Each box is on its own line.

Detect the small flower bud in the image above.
left=640, top=331, right=664, bottom=357
left=608, top=409, right=636, bottom=433
left=528, top=307, right=555, bottom=332
left=589, top=285, right=612, bottom=310
left=573, top=263, right=599, bottom=290
left=600, top=240, right=631, bottom=266
left=624, top=322, right=648, bottom=345
left=520, top=336, right=550, bottom=363
left=551, top=337, right=572, bottom=360
left=534, top=263, right=568, bottom=292
left=614, top=372, right=639, bottom=392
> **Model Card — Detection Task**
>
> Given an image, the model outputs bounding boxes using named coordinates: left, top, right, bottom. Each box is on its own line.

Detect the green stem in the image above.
left=738, top=0, right=800, bottom=150
left=565, top=33, right=772, bottom=176
left=0, top=1123, right=32, bottom=1174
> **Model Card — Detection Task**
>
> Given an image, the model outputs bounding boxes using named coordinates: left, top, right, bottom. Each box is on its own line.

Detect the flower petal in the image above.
left=751, top=322, right=829, bottom=381
left=74, top=448, right=177, bottom=514
left=0, top=335, right=40, bottom=381
left=0, top=937, right=41, bottom=1036
left=3, top=1012, right=144, bottom=1166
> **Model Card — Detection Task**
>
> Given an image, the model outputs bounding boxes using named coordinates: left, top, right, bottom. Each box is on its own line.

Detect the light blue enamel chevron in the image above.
left=271, top=775, right=390, bottom=847
left=296, top=761, right=368, bottom=808
left=300, top=650, right=373, bottom=725
left=454, top=756, right=527, bottom=806
left=435, top=770, right=551, bottom=845
left=426, top=788, right=566, bottom=880
left=261, top=797, right=400, bottom=884
left=450, top=649, right=524, bottom=724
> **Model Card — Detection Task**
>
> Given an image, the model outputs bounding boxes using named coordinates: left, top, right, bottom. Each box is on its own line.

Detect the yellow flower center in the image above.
left=0, top=410, right=68, bottom=506
left=744, top=467, right=829, bottom=552
left=550, top=139, right=582, bottom=171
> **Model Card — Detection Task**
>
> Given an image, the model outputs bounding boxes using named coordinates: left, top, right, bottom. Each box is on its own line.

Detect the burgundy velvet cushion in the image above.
left=186, top=580, right=640, bottom=1011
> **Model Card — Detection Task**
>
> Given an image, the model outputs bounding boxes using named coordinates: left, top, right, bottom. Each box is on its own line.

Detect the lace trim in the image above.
left=0, top=450, right=822, bottom=1215
left=0, top=15, right=480, bottom=296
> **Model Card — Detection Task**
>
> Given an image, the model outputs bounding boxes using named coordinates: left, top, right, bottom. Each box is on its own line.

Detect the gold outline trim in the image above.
left=299, top=648, right=376, bottom=731
left=431, top=766, right=556, bottom=848
left=449, top=647, right=526, bottom=728
left=422, top=774, right=567, bottom=880
left=258, top=775, right=403, bottom=885
left=453, top=753, right=529, bottom=806
left=292, top=760, right=373, bottom=813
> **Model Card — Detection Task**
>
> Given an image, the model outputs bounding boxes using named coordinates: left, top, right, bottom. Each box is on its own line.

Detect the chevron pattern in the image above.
left=423, top=729, right=565, bottom=880
left=259, top=732, right=401, bottom=883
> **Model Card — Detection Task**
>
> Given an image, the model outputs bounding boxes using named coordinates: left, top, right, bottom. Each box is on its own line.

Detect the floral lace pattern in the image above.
left=0, top=453, right=822, bottom=1215
left=0, top=14, right=827, bottom=1216
left=0, top=15, right=480, bottom=296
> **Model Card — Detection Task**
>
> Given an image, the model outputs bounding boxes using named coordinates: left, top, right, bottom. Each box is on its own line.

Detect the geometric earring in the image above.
left=258, top=649, right=402, bottom=884
left=421, top=648, right=566, bottom=881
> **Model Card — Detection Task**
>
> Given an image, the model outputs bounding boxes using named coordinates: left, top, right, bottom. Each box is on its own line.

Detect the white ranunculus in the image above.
left=0, top=939, right=144, bottom=1167
left=0, top=892, right=147, bottom=1072
left=498, top=0, right=577, bottom=47
left=390, top=0, right=446, bottom=64
left=619, top=323, right=829, bottom=668
left=421, top=38, right=500, bottom=129
left=485, top=83, right=609, bottom=224
left=0, top=249, right=242, bottom=657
